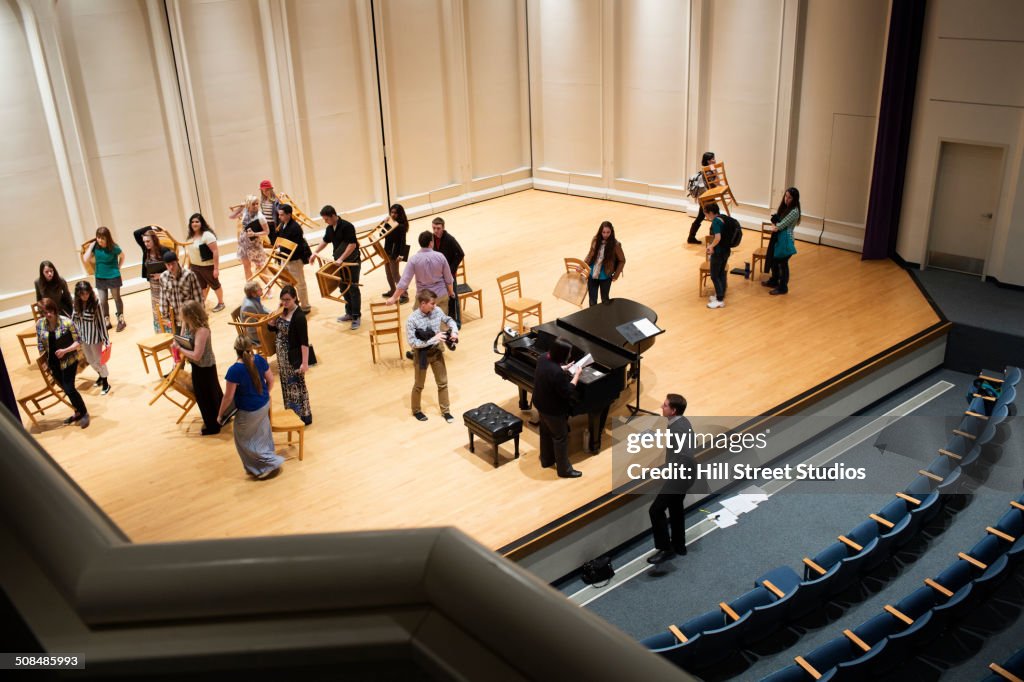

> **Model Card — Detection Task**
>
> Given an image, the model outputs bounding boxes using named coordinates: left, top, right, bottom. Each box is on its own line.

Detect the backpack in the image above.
left=966, top=378, right=1000, bottom=415
left=721, top=215, right=743, bottom=249
left=687, top=172, right=707, bottom=199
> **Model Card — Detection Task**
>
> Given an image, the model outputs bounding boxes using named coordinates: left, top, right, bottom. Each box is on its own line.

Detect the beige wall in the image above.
left=19, top=2, right=1021, bottom=312
left=898, top=0, right=1024, bottom=285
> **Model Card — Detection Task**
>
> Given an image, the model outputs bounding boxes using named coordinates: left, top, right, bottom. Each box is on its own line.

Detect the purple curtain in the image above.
left=862, top=0, right=927, bottom=260
left=0, top=346, right=20, bottom=423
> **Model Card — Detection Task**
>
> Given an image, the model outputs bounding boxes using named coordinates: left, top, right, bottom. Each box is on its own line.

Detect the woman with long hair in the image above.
left=229, top=194, right=269, bottom=280
left=173, top=300, right=224, bottom=435
left=34, top=261, right=73, bottom=317
left=133, top=227, right=174, bottom=331
left=582, top=221, right=626, bottom=306
left=185, top=213, right=226, bottom=312
left=764, top=187, right=801, bottom=295
left=218, top=336, right=284, bottom=480
left=268, top=285, right=312, bottom=425
left=382, top=203, right=409, bottom=302
left=82, top=226, right=126, bottom=331
left=72, top=281, right=111, bottom=394
left=35, top=297, right=89, bottom=428
left=687, top=151, right=717, bottom=244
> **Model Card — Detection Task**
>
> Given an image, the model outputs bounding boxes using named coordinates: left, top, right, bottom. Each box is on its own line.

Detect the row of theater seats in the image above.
left=640, top=366, right=1021, bottom=676
left=983, top=647, right=1024, bottom=682
left=762, top=492, right=1024, bottom=680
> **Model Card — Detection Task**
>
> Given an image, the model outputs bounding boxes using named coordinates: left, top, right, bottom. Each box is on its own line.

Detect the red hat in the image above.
left=259, top=179, right=273, bottom=190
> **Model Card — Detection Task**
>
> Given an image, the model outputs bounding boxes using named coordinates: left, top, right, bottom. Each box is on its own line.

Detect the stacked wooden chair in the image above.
left=17, top=357, right=74, bottom=426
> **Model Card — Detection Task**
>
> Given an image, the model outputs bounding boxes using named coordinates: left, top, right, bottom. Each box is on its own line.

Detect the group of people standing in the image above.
left=688, top=151, right=802, bottom=309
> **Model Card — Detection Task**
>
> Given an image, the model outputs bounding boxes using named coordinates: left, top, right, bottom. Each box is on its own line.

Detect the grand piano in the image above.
left=494, top=299, right=659, bottom=451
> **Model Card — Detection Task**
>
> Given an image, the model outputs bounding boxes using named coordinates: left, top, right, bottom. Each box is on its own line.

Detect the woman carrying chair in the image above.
left=218, top=336, right=284, bottom=480
left=35, top=298, right=89, bottom=429
left=82, top=227, right=127, bottom=332
left=228, top=194, right=269, bottom=281
left=133, top=227, right=174, bottom=331
left=687, top=152, right=716, bottom=244
left=173, top=301, right=224, bottom=435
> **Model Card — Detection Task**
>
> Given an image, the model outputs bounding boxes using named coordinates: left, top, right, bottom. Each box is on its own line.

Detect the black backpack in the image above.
left=721, top=215, right=743, bottom=248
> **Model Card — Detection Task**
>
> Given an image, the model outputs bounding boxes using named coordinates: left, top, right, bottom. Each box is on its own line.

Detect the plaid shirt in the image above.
left=158, top=267, right=202, bottom=323
left=406, top=306, right=458, bottom=349
left=36, top=316, right=81, bottom=370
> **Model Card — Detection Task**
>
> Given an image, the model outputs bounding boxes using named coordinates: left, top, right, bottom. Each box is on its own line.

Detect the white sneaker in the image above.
left=707, top=299, right=725, bottom=309
left=708, top=295, right=717, bottom=303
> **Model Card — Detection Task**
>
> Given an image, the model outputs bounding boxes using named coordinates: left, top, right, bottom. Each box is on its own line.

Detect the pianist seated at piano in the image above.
left=533, top=338, right=585, bottom=478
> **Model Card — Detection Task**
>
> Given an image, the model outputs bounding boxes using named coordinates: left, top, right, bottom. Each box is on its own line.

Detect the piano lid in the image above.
left=555, top=298, right=658, bottom=356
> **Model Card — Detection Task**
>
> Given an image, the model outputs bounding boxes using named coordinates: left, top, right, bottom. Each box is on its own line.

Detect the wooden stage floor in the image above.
left=1, top=190, right=941, bottom=551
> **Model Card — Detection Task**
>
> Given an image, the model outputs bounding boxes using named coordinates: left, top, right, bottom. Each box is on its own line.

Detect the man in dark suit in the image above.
left=430, top=217, right=465, bottom=326
left=647, top=393, right=696, bottom=565
left=533, top=337, right=583, bottom=478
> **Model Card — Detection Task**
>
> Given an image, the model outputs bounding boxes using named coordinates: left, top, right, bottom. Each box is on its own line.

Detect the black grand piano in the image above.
left=494, top=299, right=659, bottom=451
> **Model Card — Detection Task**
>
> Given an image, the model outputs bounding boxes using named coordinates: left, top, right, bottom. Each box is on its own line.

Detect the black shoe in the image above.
left=414, top=411, right=428, bottom=421
left=647, top=550, right=676, bottom=565
left=256, top=466, right=282, bottom=481
left=686, top=237, right=701, bottom=245
left=382, top=291, right=395, bottom=298
left=558, top=468, right=583, bottom=478
left=540, top=461, right=554, bottom=469
left=101, top=380, right=111, bottom=395
left=201, top=426, right=221, bottom=436
left=761, top=280, right=778, bottom=288
left=442, top=413, right=454, bottom=423
left=94, top=378, right=103, bottom=387
left=64, top=414, right=80, bottom=425
left=769, top=288, right=788, bottom=295
left=301, top=415, right=313, bottom=426
left=406, top=351, right=413, bottom=360
left=399, top=296, right=409, bottom=305
left=675, top=548, right=688, bottom=556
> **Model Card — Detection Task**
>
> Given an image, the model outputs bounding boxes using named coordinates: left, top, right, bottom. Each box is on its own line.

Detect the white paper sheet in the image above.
left=632, top=318, right=661, bottom=337
left=712, top=509, right=738, bottom=528
left=720, top=496, right=757, bottom=515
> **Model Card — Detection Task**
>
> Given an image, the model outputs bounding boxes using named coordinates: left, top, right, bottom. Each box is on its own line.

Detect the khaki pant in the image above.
left=285, top=260, right=311, bottom=310
left=411, top=345, right=449, bottom=414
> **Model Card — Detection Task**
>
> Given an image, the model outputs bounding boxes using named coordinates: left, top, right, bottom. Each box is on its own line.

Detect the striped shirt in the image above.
left=72, top=306, right=109, bottom=346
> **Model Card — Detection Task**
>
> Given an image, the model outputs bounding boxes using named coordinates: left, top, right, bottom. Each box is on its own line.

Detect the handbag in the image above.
left=100, top=343, right=112, bottom=364
left=198, top=241, right=214, bottom=261
left=580, top=556, right=615, bottom=587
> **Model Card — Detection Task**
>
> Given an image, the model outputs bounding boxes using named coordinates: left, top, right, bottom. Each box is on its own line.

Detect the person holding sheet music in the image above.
left=582, top=221, right=626, bottom=307
left=173, top=300, right=224, bottom=436
left=228, top=194, right=269, bottom=281
left=533, top=337, right=584, bottom=478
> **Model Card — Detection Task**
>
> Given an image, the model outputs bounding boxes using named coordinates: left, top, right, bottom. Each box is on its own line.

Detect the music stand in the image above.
left=616, top=318, right=665, bottom=422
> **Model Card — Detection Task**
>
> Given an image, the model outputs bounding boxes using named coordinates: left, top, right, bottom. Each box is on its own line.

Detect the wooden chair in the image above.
left=147, top=224, right=190, bottom=264
left=270, top=402, right=305, bottom=461
left=252, top=237, right=298, bottom=297
left=751, top=222, right=773, bottom=277
left=80, top=239, right=97, bottom=274
left=17, top=357, right=74, bottom=426
left=229, top=307, right=280, bottom=358
left=698, top=235, right=713, bottom=297
left=698, top=161, right=738, bottom=215
left=314, top=258, right=359, bottom=303
left=355, top=220, right=397, bottom=276
left=15, top=303, right=43, bottom=365
left=137, top=308, right=176, bottom=376
left=148, top=357, right=196, bottom=423
left=276, top=192, right=320, bottom=232
left=455, top=260, right=483, bottom=319
left=497, top=271, right=542, bottom=333
left=368, top=302, right=403, bottom=363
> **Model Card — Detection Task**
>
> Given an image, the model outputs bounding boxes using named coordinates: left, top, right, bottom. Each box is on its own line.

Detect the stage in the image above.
left=0, top=190, right=942, bottom=553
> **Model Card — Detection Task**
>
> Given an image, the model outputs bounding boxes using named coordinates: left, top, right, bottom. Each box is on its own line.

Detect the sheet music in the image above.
left=632, top=318, right=661, bottom=337
left=569, top=353, right=594, bottom=374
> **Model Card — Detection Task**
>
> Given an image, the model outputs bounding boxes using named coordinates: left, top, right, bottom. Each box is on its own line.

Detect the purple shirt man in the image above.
left=386, top=230, right=454, bottom=305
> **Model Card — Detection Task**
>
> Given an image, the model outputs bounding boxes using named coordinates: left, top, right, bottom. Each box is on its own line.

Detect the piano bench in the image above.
left=463, top=403, right=523, bottom=468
